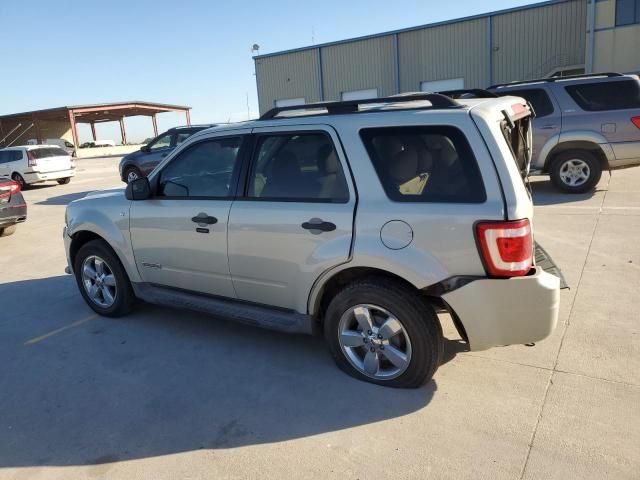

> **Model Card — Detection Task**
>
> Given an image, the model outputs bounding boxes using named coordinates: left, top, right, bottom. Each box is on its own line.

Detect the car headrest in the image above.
left=317, top=144, right=339, bottom=174
left=390, top=149, right=418, bottom=184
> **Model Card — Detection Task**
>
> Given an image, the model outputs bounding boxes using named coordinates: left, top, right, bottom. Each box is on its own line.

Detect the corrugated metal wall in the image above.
left=321, top=36, right=396, bottom=100
left=491, top=0, right=587, bottom=84
left=398, top=18, right=488, bottom=91
left=255, top=49, right=320, bottom=114
left=254, top=0, right=588, bottom=113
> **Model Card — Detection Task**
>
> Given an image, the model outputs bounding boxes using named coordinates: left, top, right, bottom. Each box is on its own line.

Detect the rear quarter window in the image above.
left=360, top=126, right=486, bottom=203
left=565, top=80, right=640, bottom=111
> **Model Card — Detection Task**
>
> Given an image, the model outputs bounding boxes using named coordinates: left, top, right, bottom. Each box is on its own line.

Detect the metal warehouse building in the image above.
left=254, top=0, right=640, bottom=113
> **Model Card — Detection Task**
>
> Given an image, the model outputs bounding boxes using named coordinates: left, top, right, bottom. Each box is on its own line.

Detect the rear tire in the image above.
left=11, top=173, right=26, bottom=190
left=324, top=277, right=443, bottom=388
left=74, top=239, right=135, bottom=317
left=550, top=150, right=602, bottom=193
left=0, top=225, right=16, bottom=237
left=57, top=177, right=71, bottom=185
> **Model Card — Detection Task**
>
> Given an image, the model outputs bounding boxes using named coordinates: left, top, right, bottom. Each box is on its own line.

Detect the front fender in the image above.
left=66, top=201, right=140, bottom=283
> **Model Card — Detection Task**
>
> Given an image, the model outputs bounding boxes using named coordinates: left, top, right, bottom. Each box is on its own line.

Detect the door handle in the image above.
left=539, top=125, right=558, bottom=130
left=191, top=215, right=218, bottom=225
left=301, top=218, right=336, bottom=232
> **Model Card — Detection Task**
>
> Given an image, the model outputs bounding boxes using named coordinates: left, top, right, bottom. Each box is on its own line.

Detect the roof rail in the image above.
left=437, top=88, right=498, bottom=99
left=259, top=93, right=460, bottom=120
left=489, top=72, right=624, bottom=90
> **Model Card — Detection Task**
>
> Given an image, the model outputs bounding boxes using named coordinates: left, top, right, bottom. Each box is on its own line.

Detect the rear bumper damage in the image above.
left=442, top=266, right=560, bottom=351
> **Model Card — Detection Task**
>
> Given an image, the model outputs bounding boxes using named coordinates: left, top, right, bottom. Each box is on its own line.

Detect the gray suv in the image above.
left=489, top=73, right=640, bottom=193
left=64, top=94, right=561, bottom=388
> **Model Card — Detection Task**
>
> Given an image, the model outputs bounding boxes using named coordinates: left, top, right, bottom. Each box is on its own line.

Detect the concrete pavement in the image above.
left=0, top=158, right=638, bottom=479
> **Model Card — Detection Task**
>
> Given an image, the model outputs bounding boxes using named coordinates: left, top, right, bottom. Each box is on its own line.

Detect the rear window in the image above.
left=496, top=88, right=554, bottom=117
left=30, top=147, right=69, bottom=159
left=565, top=80, right=640, bottom=111
left=360, top=126, right=486, bottom=203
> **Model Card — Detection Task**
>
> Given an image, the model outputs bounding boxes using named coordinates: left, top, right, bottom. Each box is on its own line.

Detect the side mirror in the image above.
left=140, top=145, right=150, bottom=153
left=125, top=177, right=151, bottom=201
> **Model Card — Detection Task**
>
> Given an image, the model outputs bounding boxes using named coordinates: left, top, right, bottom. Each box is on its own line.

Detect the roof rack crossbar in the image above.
left=259, top=93, right=460, bottom=120
left=489, top=72, right=624, bottom=90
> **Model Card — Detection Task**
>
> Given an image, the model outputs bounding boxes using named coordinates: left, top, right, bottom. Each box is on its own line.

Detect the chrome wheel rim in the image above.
left=338, top=304, right=412, bottom=380
left=126, top=170, right=139, bottom=183
left=82, top=255, right=117, bottom=308
left=559, top=159, right=590, bottom=187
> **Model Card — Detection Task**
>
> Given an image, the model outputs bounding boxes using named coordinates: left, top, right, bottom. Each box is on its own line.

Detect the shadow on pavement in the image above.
left=0, top=275, right=451, bottom=468
left=529, top=177, right=602, bottom=206
left=35, top=191, right=95, bottom=206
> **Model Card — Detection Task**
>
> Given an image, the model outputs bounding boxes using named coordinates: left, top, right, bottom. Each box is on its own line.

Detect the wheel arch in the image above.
left=543, top=140, right=610, bottom=173
left=309, top=266, right=439, bottom=321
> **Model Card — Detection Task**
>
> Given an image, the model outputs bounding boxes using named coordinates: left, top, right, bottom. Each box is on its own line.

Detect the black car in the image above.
left=119, top=125, right=216, bottom=183
left=0, top=176, right=27, bottom=237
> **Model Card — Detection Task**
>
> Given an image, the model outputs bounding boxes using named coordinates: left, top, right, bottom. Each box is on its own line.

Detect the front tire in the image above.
left=324, top=278, right=443, bottom=388
left=550, top=150, right=602, bottom=193
left=57, top=177, right=71, bottom=185
left=124, top=166, right=142, bottom=183
left=0, top=225, right=16, bottom=237
left=74, top=239, right=134, bottom=317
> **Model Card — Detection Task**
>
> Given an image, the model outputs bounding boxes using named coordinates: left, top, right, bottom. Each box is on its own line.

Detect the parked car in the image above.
left=489, top=72, right=640, bottom=193
left=45, top=138, right=76, bottom=157
left=0, top=145, right=75, bottom=189
left=118, top=125, right=217, bottom=183
left=64, top=93, right=561, bottom=388
left=0, top=176, right=26, bottom=237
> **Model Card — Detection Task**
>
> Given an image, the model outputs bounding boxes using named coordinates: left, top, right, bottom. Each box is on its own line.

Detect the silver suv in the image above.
left=64, top=94, right=560, bottom=388
left=489, top=73, right=640, bottom=193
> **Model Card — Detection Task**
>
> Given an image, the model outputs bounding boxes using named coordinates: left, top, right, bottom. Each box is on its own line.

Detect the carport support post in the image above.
left=185, top=110, right=191, bottom=126
left=67, top=110, right=79, bottom=149
left=32, top=114, right=42, bottom=144
left=151, top=114, right=158, bottom=137
left=90, top=122, right=97, bottom=141
left=119, top=117, right=127, bottom=145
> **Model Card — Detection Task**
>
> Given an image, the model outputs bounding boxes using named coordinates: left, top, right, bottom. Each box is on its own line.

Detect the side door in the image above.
left=139, top=131, right=174, bottom=175
left=129, top=131, right=250, bottom=298
left=496, top=88, right=561, bottom=170
left=228, top=125, right=356, bottom=312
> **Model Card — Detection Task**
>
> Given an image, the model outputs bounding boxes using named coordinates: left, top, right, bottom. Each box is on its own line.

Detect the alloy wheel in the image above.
left=559, top=159, right=590, bottom=187
left=338, top=304, right=412, bottom=380
left=81, top=255, right=117, bottom=308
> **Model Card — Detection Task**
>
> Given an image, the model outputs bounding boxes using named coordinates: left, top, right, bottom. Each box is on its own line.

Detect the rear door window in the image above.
left=247, top=132, right=349, bottom=202
left=565, top=80, right=640, bottom=111
left=360, top=126, right=486, bottom=203
left=495, top=88, right=554, bottom=117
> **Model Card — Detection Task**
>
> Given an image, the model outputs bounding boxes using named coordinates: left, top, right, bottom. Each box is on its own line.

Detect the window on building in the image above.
left=275, top=98, right=305, bottom=108
left=341, top=88, right=378, bottom=101
left=248, top=132, right=349, bottom=202
left=360, top=126, right=486, bottom=203
left=616, top=0, right=640, bottom=26
left=420, top=78, right=464, bottom=92
left=565, top=80, right=640, bottom=111
left=495, top=88, right=555, bottom=117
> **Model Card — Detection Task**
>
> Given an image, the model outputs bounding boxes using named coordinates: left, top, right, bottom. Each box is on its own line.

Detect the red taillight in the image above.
left=0, top=180, right=20, bottom=199
left=476, top=219, right=533, bottom=277
left=27, top=150, right=37, bottom=167
left=632, top=116, right=640, bottom=129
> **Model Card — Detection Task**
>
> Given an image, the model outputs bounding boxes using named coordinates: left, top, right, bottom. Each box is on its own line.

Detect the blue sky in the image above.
left=0, top=0, right=532, bottom=143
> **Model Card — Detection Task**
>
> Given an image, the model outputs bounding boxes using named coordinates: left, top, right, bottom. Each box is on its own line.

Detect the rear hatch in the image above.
left=498, top=101, right=533, bottom=180
left=29, top=147, right=72, bottom=173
